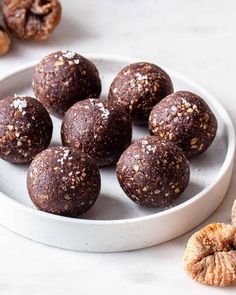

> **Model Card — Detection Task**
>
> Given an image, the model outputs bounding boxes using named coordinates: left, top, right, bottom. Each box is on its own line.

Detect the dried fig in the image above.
left=232, top=200, right=236, bottom=226
left=2, top=0, right=61, bottom=41
left=0, top=25, right=11, bottom=55
left=184, top=223, right=236, bottom=287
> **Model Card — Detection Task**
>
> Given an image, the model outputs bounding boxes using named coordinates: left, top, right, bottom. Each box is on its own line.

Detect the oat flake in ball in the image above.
left=27, top=146, right=101, bottom=217
left=61, top=99, right=132, bottom=167
left=116, top=136, right=190, bottom=208
left=0, top=95, right=52, bottom=164
left=32, top=50, right=102, bottom=117
left=149, top=91, right=217, bottom=158
left=108, top=62, right=174, bottom=124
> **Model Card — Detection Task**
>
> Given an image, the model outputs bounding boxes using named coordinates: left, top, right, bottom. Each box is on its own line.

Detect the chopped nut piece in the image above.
left=174, top=187, right=180, bottom=193
left=133, top=165, right=139, bottom=172
left=7, top=124, right=14, bottom=131
left=187, top=108, right=193, bottom=113
left=184, top=223, right=236, bottom=287
left=54, top=60, right=64, bottom=67
left=190, top=138, right=198, bottom=145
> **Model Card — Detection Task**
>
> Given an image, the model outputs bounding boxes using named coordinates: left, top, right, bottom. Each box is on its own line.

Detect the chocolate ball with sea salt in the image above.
left=149, top=91, right=218, bottom=158
left=108, top=62, right=173, bottom=124
left=27, top=146, right=101, bottom=217
left=61, top=98, right=132, bottom=167
left=0, top=95, right=52, bottom=164
left=32, top=50, right=102, bottom=117
left=116, top=136, right=190, bottom=208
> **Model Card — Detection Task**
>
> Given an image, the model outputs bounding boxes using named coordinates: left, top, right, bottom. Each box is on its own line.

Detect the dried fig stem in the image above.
left=30, top=0, right=53, bottom=16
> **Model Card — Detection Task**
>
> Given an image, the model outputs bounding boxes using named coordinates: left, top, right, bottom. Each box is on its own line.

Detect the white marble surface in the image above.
left=0, top=0, right=236, bottom=293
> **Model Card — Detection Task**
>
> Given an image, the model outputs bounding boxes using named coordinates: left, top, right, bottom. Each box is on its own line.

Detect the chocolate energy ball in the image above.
left=27, top=146, right=101, bottom=217
left=0, top=95, right=52, bottom=164
left=108, top=62, right=174, bottom=124
left=149, top=91, right=218, bottom=158
left=61, top=99, right=132, bottom=167
left=116, top=136, right=190, bottom=208
left=32, top=50, right=102, bottom=117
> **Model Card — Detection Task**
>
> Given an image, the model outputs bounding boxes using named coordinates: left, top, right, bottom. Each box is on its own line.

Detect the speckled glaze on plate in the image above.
left=0, top=56, right=235, bottom=252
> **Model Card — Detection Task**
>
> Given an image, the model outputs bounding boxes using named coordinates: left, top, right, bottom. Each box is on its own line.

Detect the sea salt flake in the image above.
left=171, top=105, right=177, bottom=112
left=135, top=72, right=148, bottom=81
left=141, top=140, right=149, bottom=145
left=96, top=102, right=110, bottom=120
left=141, top=140, right=155, bottom=154
left=11, top=98, right=27, bottom=112
left=62, top=50, right=76, bottom=59
left=146, top=145, right=154, bottom=152
left=181, top=97, right=191, bottom=108
left=57, top=148, right=70, bottom=165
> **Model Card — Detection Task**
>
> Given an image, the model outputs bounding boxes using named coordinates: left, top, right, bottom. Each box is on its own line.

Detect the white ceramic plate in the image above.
left=0, top=56, right=235, bottom=252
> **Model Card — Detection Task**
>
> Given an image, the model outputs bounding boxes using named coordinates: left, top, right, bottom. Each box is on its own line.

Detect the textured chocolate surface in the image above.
left=61, top=98, right=132, bottom=167
left=108, top=62, right=173, bottom=124
left=116, top=136, right=190, bottom=208
left=27, top=146, right=101, bottom=217
left=2, top=0, right=61, bottom=41
left=0, top=95, right=52, bottom=164
left=32, top=50, right=102, bottom=117
left=149, top=91, right=218, bottom=158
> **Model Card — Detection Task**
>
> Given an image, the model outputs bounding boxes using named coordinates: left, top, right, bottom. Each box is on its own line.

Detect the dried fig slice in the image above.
left=184, top=223, right=236, bottom=287
left=2, top=0, right=62, bottom=41
left=232, top=200, right=236, bottom=226
left=0, top=26, right=11, bottom=56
